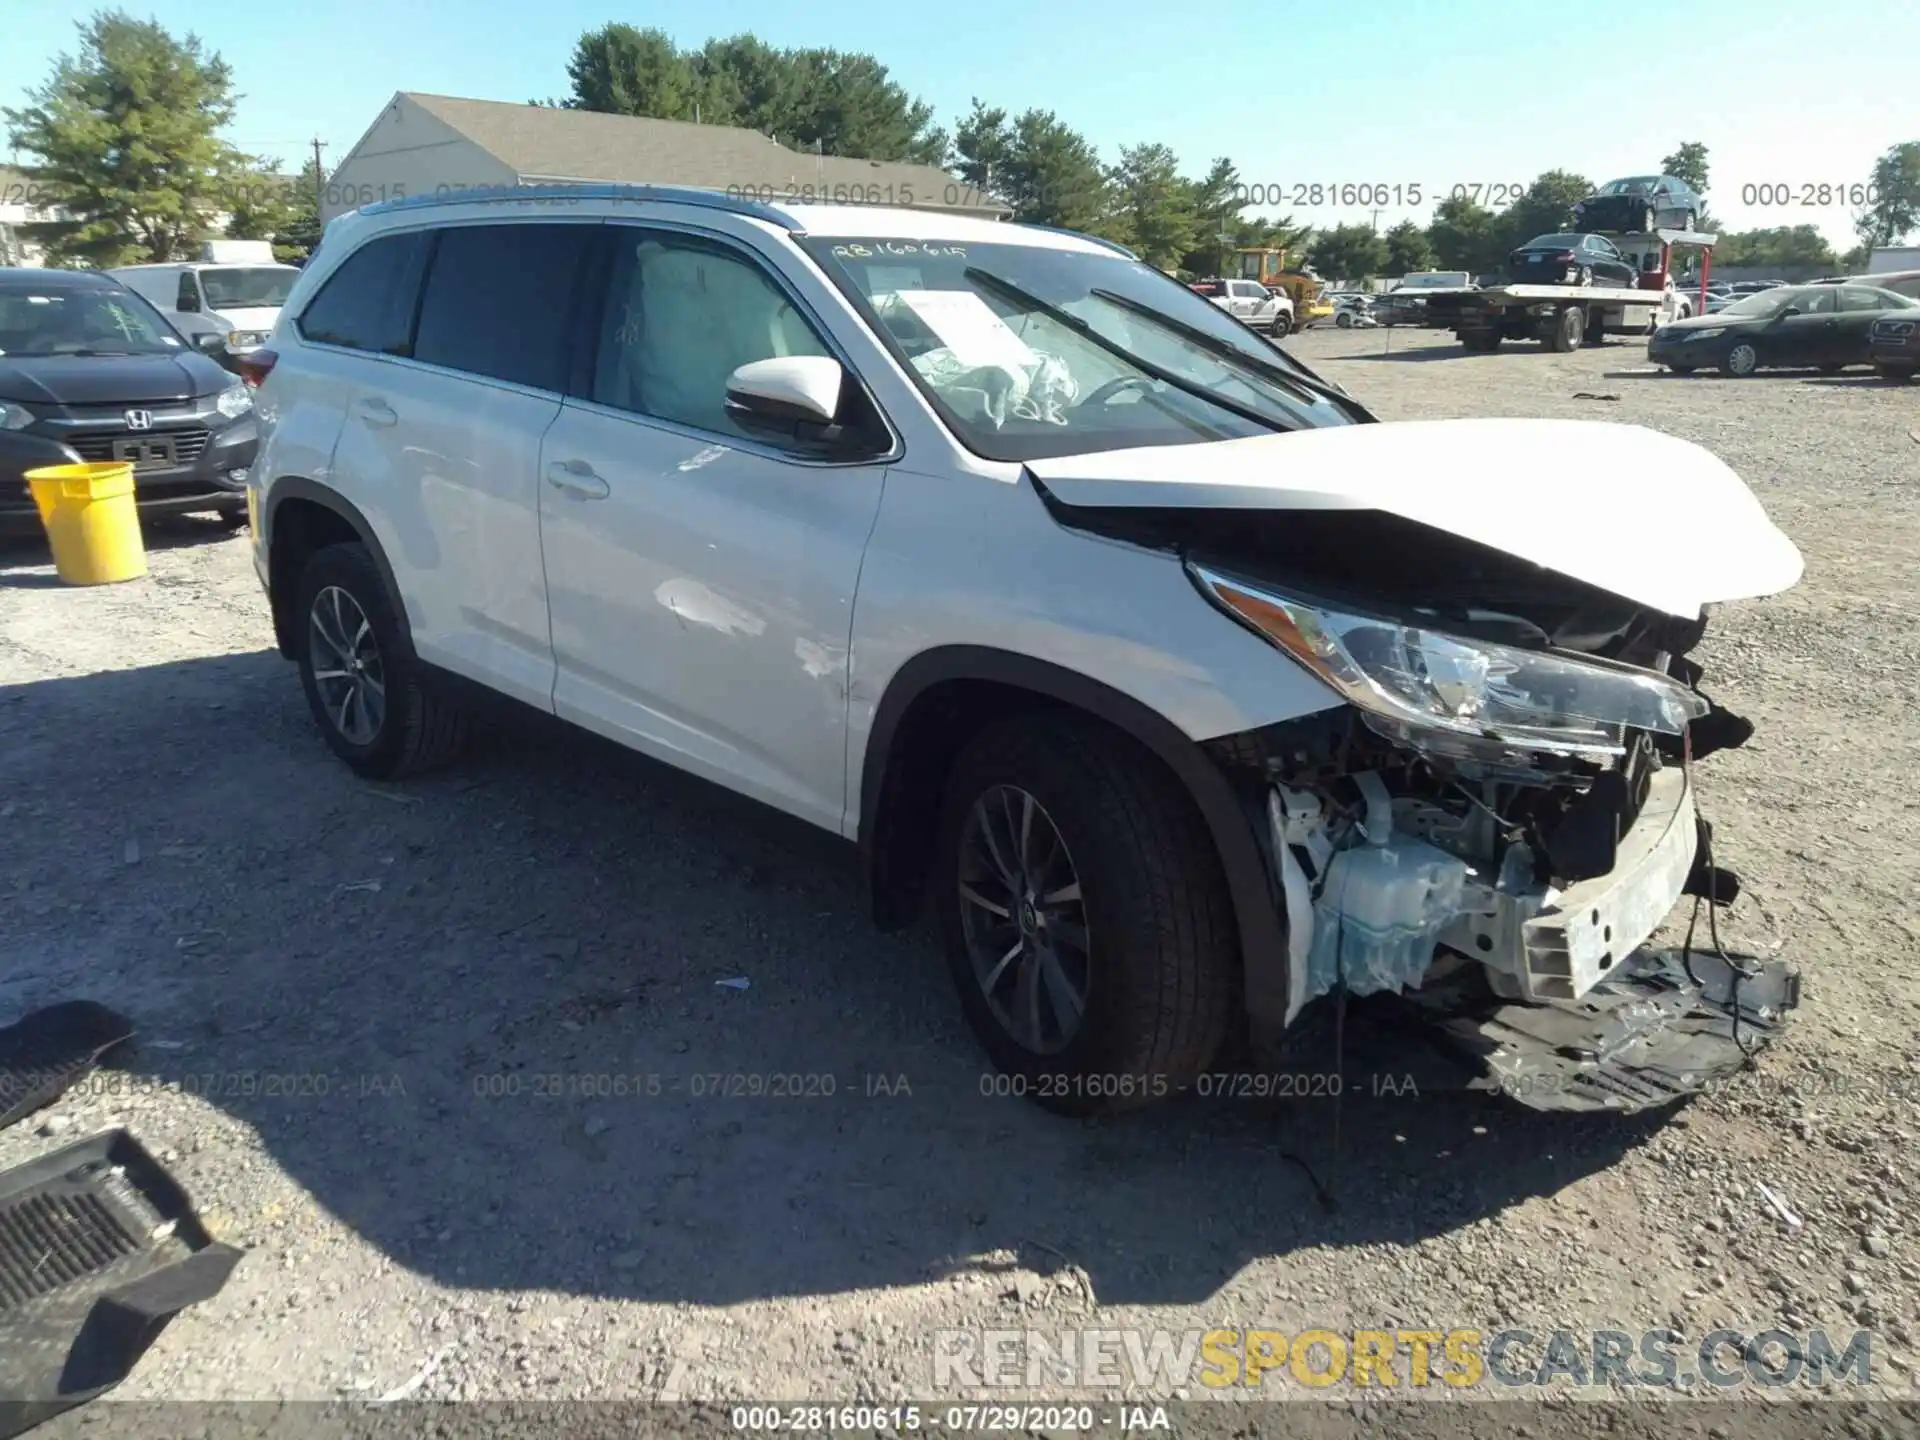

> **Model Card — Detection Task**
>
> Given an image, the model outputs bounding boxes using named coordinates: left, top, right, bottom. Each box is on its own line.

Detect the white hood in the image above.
left=209, top=305, right=282, bottom=333
left=1026, top=418, right=1803, bottom=620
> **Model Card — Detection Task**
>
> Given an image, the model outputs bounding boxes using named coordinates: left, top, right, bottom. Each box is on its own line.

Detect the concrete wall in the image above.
left=321, top=96, right=516, bottom=225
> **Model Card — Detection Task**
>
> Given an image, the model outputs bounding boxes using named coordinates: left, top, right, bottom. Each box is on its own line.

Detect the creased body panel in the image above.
left=1028, top=418, right=1804, bottom=619
left=844, top=465, right=1344, bottom=834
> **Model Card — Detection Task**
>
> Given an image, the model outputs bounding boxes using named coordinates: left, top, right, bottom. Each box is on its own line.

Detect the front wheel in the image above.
left=934, top=716, right=1237, bottom=1115
left=1269, top=313, right=1292, bottom=338
left=1720, top=341, right=1760, bottom=377
left=295, top=542, right=469, bottom=779
left=1335, top=311, right=1353, bottom=328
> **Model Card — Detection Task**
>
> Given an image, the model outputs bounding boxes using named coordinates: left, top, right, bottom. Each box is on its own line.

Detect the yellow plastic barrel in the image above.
left=25, top=461, right=147, bottom=585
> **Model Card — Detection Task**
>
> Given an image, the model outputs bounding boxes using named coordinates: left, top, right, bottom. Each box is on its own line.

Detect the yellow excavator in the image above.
left=1231, top=248, right=1334, bottom=328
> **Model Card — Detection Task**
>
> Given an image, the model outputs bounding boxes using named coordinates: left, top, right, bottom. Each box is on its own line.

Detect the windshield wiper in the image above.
left=1089, top=288, right=1374, bottom=420
left=961, top=268, right=1291, bottom=434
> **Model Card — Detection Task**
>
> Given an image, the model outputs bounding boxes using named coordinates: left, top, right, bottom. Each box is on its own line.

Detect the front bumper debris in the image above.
left=1394, top=945, right=1800, bottom=1113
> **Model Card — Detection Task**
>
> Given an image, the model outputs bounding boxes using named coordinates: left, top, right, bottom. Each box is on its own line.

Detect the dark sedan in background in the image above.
left=1573, top=175, right=1703, bottom=234
left=1872, top=311, right=1917, bottom=380
left=0, top=268, right=256, bottom=534
left=1505, top=233, right=1640, bottom=288
left=1648, top=282, right=1918, bottom=376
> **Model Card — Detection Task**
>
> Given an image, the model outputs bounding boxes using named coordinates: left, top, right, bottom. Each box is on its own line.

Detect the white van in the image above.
left=108, top=244, right=302, bottom=359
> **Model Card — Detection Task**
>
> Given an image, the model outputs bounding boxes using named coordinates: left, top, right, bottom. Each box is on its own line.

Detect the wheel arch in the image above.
left=264, top=480, right=412, bottom=660
left=858, top=646, right=1290, bottom=1037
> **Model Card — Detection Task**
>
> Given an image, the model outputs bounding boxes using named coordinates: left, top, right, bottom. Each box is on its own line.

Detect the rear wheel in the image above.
left=1576, top=265, right=1594, bottom=286
left=1461, top=329, right=1502, bottom=352
left=295, top=542, right=468, bottom=779
left=934, top=715, right=1237, bottom=1115
left=1545, top=305, right=1584, bottom=352
left=1584, top=308, right=1609, bottom=345
left=1335, top=311, right=1353, bottom=328
left=1721, top=341, right=1760, bottom=377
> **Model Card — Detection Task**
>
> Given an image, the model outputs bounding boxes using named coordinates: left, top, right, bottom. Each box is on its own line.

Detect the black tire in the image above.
left=1879, top=365, right=1915, bottom=383
left=1545, top=305, right=1584, bottom=352
left=933, top=715, right=1237, bottom=1115
left=1269, top=313, right=1292, bottom=338
left=1335, top=311, right=1353, bottom=328
left=1584, top=308, right=1608, bottom=345
left=1461, top=329, right=1501, bottom=352
left=294, top=541, right=467, bottom=779
left=215, top=505, right=249, bottom=530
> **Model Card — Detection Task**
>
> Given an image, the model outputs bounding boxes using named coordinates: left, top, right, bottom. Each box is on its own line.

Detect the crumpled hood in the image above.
left=1025, top=418, right=1804, bottom=620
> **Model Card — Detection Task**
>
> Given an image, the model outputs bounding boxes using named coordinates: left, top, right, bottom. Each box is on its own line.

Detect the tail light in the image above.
left=236, top=348, right=277, bottom=388
left=1552, top=251, right=1577, bottom=262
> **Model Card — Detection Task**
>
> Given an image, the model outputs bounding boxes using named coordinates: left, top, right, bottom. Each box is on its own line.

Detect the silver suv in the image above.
left=243, top=185, right=1805, bottom=1113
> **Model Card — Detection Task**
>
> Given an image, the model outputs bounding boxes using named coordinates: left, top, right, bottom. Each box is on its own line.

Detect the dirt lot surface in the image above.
left=4, top=327, right=1919, bottom=1429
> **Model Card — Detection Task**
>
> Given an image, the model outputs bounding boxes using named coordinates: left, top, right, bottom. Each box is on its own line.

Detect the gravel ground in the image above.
left=3, top=326, right=1918, bottom=1429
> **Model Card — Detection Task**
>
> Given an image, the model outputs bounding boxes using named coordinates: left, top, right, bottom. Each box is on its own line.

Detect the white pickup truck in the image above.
left=1189, top=277, right=1295, bottom=337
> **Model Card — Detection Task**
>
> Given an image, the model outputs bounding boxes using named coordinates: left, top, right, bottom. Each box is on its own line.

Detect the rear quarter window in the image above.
left=296, top=230, right=432, bottom=355
left=410, top=222, right=598, bottom=391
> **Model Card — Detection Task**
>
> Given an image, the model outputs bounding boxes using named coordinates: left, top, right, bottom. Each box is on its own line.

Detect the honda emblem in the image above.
left=125, top=409, right=153, bottom=430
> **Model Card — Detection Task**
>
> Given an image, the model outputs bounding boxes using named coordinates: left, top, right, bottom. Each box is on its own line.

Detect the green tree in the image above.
left=225, top=164, right=292, bottom=242
left=1308, top=223, right=1389, bottom=281
left=564, top=28, right=946, bottom=164
left=1660, top=142, right=1710, bottom=196
left=1178, top=156, right=1243, bottom=275
left=564, top=25, right=701, bottom=120
left=1383, top=219, right=1434, bottom=275
left=1496, top=170, right=1592, bottom=251
left=1425, top=193, right=1503, bottom=272
left=274, top=154, right=325, bottom=261
left=1106, top=143, right=1196, bottom=270
left=4, top=10, right=247, bottom=266
left=1714, top=226, right=1838, bottom=269
left=955, top=105, right=1110, bottom=231
left=1854, top=140, right=1920, bottom=250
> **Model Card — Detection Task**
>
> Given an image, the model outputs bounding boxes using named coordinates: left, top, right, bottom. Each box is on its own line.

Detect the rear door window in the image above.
left=411, top=222, right=599, bottom=391
left=296, top=230, right=432, bottom=355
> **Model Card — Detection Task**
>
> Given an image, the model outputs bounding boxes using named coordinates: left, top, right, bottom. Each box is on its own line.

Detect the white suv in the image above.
left=1190, top=278, right=1294, bottom=336
left=244, top=185, right=1805, bottom=1113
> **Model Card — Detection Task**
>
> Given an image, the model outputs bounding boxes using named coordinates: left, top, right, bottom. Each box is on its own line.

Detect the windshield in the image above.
left=1599, top=178, right=1657, bottom=196
left=800, top=237, right=1355, bottom=462
left=199, top=266, right=297, bottom=309
left=1720, top=289, right=1806, bottom=318
left=0, top=285, right=184, bottom=356
left=1522, top=234, right=1582, bottom=249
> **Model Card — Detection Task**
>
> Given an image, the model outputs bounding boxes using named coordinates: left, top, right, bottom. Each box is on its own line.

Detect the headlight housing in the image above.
left=0, top=402, right=33, bottom=431
left=215, top=382, right=253, bottom=419
left=226, top=330, right=267, bottom=349
left=1190, top=565, right=1708, bottom=760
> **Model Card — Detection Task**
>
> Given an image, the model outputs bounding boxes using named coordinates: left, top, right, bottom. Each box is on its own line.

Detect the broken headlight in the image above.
left=1190, top=565, right=1707, bottom=760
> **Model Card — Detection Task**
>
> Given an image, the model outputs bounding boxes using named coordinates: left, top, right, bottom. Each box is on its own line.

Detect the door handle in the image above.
left=546, top=460, right=610, bottom=499
left=354, top=398, right=397, bottom=427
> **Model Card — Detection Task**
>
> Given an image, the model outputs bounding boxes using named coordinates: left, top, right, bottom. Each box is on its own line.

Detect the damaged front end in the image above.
left=1180, top=536, right=1798, bottom=1113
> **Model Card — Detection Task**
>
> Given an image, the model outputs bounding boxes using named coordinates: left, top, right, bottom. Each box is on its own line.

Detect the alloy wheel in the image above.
left=308, top=585, right=386, bottom=745
left=1727, top=343, right=1759, bottom=376
left=956, top=784, right=1090, bottom=1055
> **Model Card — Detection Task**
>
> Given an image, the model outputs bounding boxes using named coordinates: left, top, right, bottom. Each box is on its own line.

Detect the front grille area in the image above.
left=0, top=1189, right=141, bottom=1311
left=68, top=426, right=211, bottom=468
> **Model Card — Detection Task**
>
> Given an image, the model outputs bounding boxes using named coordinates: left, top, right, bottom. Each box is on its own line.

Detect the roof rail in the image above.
left=357, top=182, right=802, bottom=229
left=1012, top=222, right=1138, bottom=260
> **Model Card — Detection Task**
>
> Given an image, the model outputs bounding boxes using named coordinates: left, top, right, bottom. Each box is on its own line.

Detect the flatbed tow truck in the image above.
left=1420, top=229, right=1717, bottom=352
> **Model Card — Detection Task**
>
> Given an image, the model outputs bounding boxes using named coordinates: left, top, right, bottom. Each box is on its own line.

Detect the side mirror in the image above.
left=193, top=331, right=227, bottom=355
left=725, top=355, right=845, bottom=432
left=1778, top=307, right=1800, bottom=319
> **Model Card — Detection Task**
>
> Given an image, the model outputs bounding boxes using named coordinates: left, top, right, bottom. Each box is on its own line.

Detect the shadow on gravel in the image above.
left=0, top=513, right=244, bottom=585
left=1, top=654, right=1662, bottom=1310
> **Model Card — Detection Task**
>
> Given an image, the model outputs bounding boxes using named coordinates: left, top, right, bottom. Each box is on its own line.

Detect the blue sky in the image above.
left=6, top=0, right=1915, bottom=250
